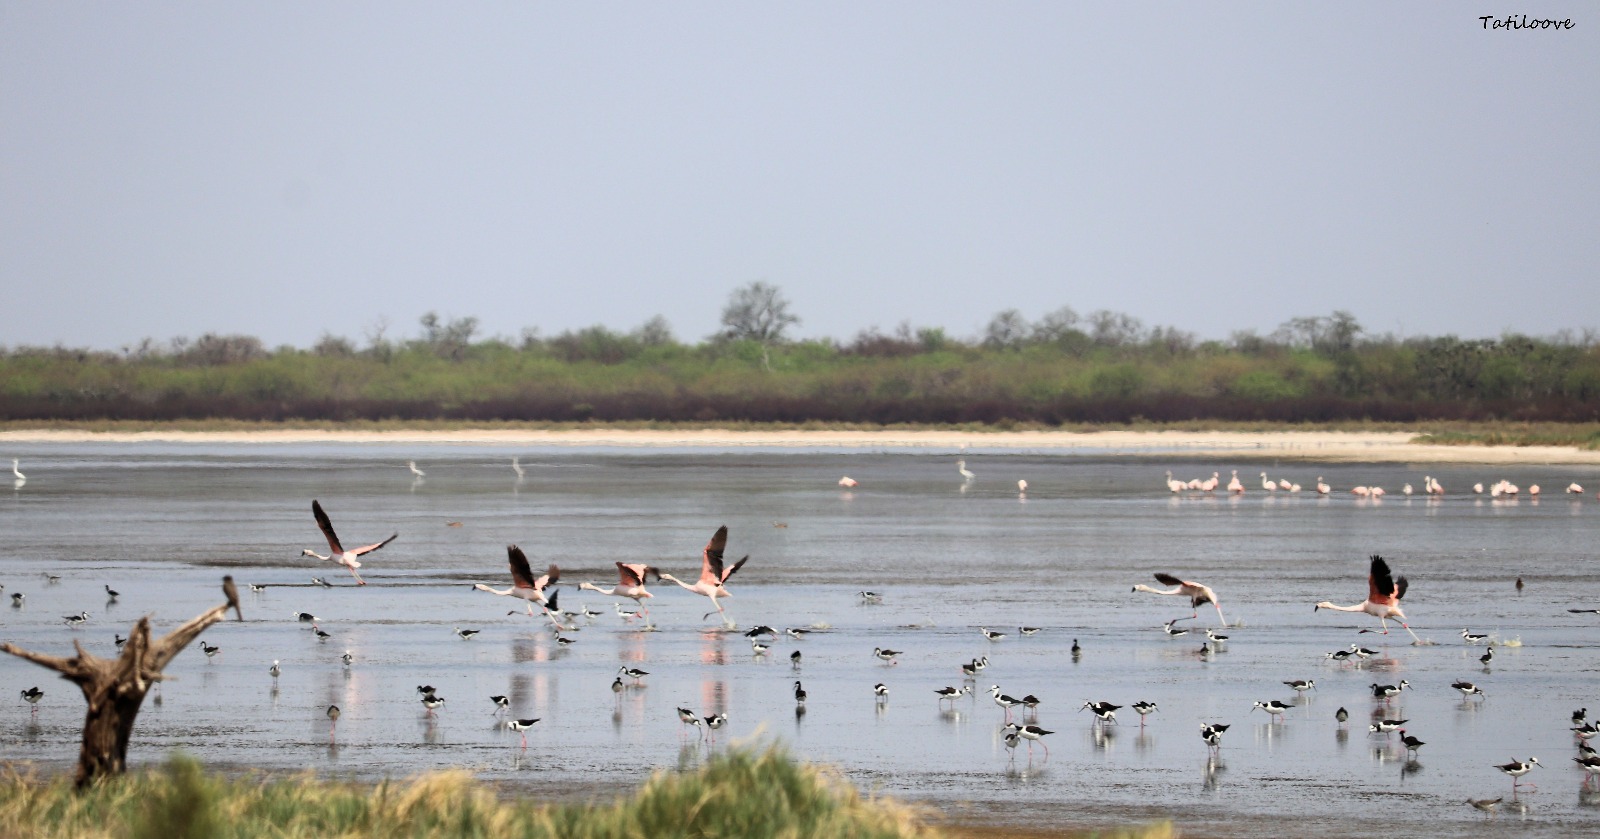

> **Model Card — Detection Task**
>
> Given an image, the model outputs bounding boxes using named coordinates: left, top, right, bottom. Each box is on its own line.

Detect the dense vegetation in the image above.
left=3, top=299, right=1598, bottom=425
left=0, top=748, right=1171, bottom=839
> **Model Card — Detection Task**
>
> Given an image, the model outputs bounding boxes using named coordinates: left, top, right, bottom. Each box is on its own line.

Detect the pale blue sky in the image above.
left=2, top=3, right=1594, bottom=350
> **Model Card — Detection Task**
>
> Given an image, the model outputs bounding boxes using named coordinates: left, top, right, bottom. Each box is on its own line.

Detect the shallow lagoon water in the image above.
left=2, top=444, right=1598, bottom=837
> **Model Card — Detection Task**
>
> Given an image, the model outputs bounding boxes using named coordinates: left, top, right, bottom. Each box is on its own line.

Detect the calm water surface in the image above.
left=2, top=444, right=1598, bottom=838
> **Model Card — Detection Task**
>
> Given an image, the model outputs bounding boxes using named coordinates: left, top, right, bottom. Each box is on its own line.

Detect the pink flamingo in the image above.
left=1132, top=573, right=1228, bottom=627
left=1227, top=470, right=1244, bottom=493
left=660, top=525, right=749, bottom=628
left=1314, top=554, right=1421, bottom=642
left=301, top=500, right=396, bottom=585
left=579, top=562, right=660, bottom=620
left=474, top=545, right=562, bottom=627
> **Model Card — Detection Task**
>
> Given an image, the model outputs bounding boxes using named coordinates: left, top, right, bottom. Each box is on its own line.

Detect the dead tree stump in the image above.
left=1, top=588, right=232, bottom=788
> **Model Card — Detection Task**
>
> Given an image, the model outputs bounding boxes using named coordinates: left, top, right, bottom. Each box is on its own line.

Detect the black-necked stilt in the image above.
left=1369, top=718, right=1408, bottom=735
left=750, top=640, right=770, bottom=657
left=326, top=705, right=340, bottom=730
left=10, top=593, right=23, bottom=606
left=793, top=681, right=807, bottom=703
left=874, top=683, right=889, bottom=703
left=454, top=627, right=480, bottom=640
left=611, top=677, right=624, bottom=701
left=677, top=707, right=702, bottom=738
left=1574, top=755, right=1600, bottom=787
left=1452, top=680, right=1486, bottom=699
left=858, top=591, right=883, bottom=604
left=1132, top=573, right=1228, bottom=626
left=1080, top=700, right=1120, bottom=724
left=341, top=651, right=353, bottom=667
left=1350, top=644, right=1378, bottom=660
left=1371, top=681, right=1409, bottom=700
left=1314, top=554, right=1420, bottom=642
left=1002, top=728, right=1021, bottom=759
left=1461, top=628, right=1489, bottom=644
left=250, top=583, right=267, bottom=593
left=1573, top=708, right=1588, bottom=725
left=506, top=718, right=539, bottom=748
left=1399, top=729, right=1425, bottom=756
left=1019, top=626, right=1041, bottom=636
left=873, top=647, right=901, bottom=665
left=555, top=635, right=575, bottom=646
left=1466, top=797, right=1502, bottom=817
left=1201, top=723, right=1229, bottom=750
left=104, top=585, right=119, bottom=601
left=618, top=666, right=648, bottom=685
left=312, top=625, right=331, bottom=640
left=581, top=604, right=601, bottom=620
left=1071, top=639, right=1081, bottom=659
left=1284, top=679, right=1315, bottom=694
left=1132, top=701, right=1158, bottom=726
left=416, top=685, right=436, bottom=697
left=293, top=612, right=316, bottom=622
left=1479, top=647, right=1494, bottom=666
left=1007, top=722, right=1054, bottom=757
left=1326, top=649, right=1352, bottom=663
left=935, top=686, right=970, bottom=706
left=790, top=650, right=802, bottom=668
left=981, top=628, right=1006, bottom=641
left=1161, top=621, right=1189, bottom=637
left=44, top=574, right=60, bottom=584
left=960, top=660, right=980, bottom=679
left=990, top=686, right=1023, bottom=722
left=63, top=611, right=89, bottom=627
left=1252, top=700, right=1292, bottom=719
left=972, top=655, right=989, bottom=673
left=786, top=627, right=812, bottom=639
left=268, top=660, right=281, bottom=678
left=1196, top=643, right=1213, bottom=659
left=1494, top=757, right=1540, bottom=788
left=311, top=577, right=332, bottom=588
left=1020, top=694, right=1041, bottom=718
left=21, top=687, right=43, bottom=713
left=114, top=634, right=127, bottom=650
left=200, top=642, right=220, bottom=660
left=302, top=500, right=397, bottom=587
left=613, top=604, right=642, bottom=622
left=421, top=694, right=446, bottom=716
left=1205, top=628, right=1229, bottom=645
left=744, top=625, right=776, bottom=639
left=1335, top=707, right=1349, bottom=726
left=704, top=712, right=726, bottom=742
left=1572, top=721, right=1600, bottom=741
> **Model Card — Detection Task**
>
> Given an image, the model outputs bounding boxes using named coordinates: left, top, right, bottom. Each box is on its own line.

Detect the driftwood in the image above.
left=0, top=578, right=235, bottom=787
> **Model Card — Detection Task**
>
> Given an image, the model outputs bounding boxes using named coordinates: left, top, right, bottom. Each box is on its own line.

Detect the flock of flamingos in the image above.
left=1162, top=466, right=1589, bottom=499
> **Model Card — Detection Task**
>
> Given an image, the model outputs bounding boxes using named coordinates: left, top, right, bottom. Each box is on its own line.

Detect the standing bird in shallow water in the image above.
left=21, top=687, right=43, bottom=714
left=659, top=526, right=749, bottom=629
left=1494, top=757, right=1540, bottom=789
left=1314, top=554, right=1421, bottom=642
left=1132, top=573, right=1228, bottom=627
left=475, top=545, right=562, bottom=626
left=301, top=500, right=397, bottom=586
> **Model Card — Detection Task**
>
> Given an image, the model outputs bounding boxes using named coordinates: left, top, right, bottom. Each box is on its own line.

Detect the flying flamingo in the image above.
left=579, top=562, right=661, bottom=620
left=474, top=545, right=562, bottom=627
left=1131, top=573, right=1228, bottom=627
left=300, top=500, right=397, bottom=585
left=659, top=525, right=749, bottom=629
left=1314, top=554, right=1421, bottom=642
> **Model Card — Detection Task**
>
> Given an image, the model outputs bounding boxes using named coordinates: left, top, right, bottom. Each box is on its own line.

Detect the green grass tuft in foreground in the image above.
left=0, top=748, right=1175, bottom=839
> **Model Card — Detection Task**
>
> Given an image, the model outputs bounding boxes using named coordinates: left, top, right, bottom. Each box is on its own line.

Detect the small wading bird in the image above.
left=1201, top=723, right=1229, bottom=751
left=1466, top=797, right=1502, bottom=818
left=1132, top=573, right=1229, bottom=627
left=454, top=627, right=480, bottom=640
left=21, top=687, right=43, bottom=714
left=1081, top=701, right=1121, bottom=724
left=580, top=562, right=661, bottom=620
left=1371, top=680, right=1410, bottom=701
left=1462, top=628, right=1489, bottom=644
left=104, top=585, right=119, bottom=602
left=873, top=647, right=901, bottom=665
left=326, top=705, right=340, bottom=738
left=618, top=666, right=649, bottom=685
left=1252, top=700, right=1292, bottom=720
left=301, top=500, right=397, bottom=586
left=1005, top=722, right=1054, bottom=758
left=1399, top=730, right=1425, bottom=756
left=659, top=525, right=749, bottom=628
left=421, top=694, right=446, bottom=717
left=1162, top=621, right=1190, bottom=637
left=407, top=460, right=425, bottom=478
left=474, top=545, right=562, bottom=626
left=1132, top=701, right=1158, bottom=726
left=957, top=460, right=975, bottom=482
left=1452, top=680, right=1486, bottom=699
left=677, top=707, right=702, bottom=738
left=935, top=686, right=970, bottom=706
left=506, top=718, right=539, bottom=748
left=874, top=683, right=889, bottom=704
left=1314, top=554, right=1421, bottom=642
left=268, top=660, right=281, bottom=679
left=1494, top=757, right=1540, bottom=789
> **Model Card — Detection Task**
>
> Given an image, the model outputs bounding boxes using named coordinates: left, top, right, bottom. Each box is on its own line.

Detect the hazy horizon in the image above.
left=4, top=4, right=1595, bottom=351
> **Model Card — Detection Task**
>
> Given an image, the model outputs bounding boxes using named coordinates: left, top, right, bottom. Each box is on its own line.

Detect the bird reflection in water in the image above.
left=1203, top=755, right=1226, bottom=791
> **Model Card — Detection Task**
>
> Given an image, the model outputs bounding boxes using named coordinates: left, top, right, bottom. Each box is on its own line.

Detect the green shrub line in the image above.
left=0, top=748, right=1173, bottom=839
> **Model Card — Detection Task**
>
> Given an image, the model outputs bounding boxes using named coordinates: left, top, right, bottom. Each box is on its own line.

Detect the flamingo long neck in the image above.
left=579, top=582, right=616, bottom=596
left=661, top=574, right=701, bottom=592
left=475, top=584, right=515, bottom=596
left=1315, top=601, right=1367, bottom=613
left=304, top=550, right=330, bottom=561
left=1133, top=585, right=1183, bottom=596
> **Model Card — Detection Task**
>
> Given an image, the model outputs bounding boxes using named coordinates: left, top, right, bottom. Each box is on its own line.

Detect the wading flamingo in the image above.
left=1227, top=471, right=1244, bottom=493
left=1314, top=554, right=1421, bottom=642
left=474, top=545, right=562, bottom=627
left=300, top=500, right=397, bottom=585
left=660, top=525, right=749, bottom=628
left=580, top=562, right=660, bottom=620
left=1132, top=573, right=1228, bottom=627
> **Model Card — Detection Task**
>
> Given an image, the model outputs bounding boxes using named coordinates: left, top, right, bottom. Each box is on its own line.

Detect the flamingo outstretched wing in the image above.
left=719, top=555, right=749, bottom=584
left=700, top=526, right=729, bottom=585
left=1368, top=555, right=1397, bottom=605
left=1153, top=573, right=1185, bottom=587
left=312, top=500, right=344, bottom=554
left=507, top=545, right=557, bottom=592
left=618, top=562, right=658, bottom=587
left=348, top=533, right=397, bottom=557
